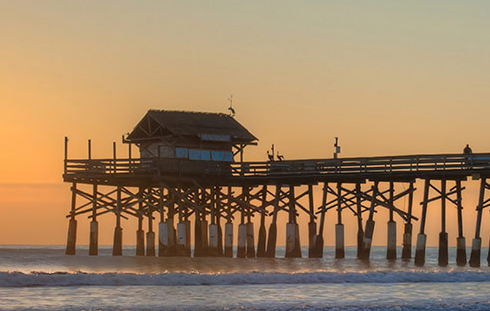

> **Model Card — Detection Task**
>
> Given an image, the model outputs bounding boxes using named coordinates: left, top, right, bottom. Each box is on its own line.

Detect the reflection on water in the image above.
left=1, top=245, right=489, bottom=274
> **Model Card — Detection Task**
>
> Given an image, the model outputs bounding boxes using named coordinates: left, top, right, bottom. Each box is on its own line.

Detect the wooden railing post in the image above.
left=64, top=137, right=68, bottom=175
left=113, top=142, right=116, bottom=174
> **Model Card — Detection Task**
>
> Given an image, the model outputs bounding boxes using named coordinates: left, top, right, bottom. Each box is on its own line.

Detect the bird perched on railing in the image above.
left=267, top=150, right=274, bottom=161
left=277, top=152, right=285, bottom=161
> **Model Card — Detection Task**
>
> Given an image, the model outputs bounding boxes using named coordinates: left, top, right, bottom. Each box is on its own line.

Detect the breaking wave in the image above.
left=1, top=270, right=490, bottom=287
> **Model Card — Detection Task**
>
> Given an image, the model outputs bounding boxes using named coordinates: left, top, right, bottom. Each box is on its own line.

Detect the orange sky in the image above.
left=1, top=1, right=490, bottom=247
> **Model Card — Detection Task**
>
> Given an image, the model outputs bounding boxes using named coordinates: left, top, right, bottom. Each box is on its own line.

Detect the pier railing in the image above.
left=231, top=153, right=490, bottom=177
left=64, top=153, right=490, bottom=180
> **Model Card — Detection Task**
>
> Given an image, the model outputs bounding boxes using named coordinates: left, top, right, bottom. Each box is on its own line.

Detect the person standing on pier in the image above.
left=464, top=144, right=473, bottom=155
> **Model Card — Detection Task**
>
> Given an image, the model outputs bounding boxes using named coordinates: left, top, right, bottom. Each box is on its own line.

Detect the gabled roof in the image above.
left=127, top=110, right=258, bottom=143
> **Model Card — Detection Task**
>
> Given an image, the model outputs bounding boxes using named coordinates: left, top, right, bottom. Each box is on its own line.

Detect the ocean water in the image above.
left=1, top=246, right=490, bottom=311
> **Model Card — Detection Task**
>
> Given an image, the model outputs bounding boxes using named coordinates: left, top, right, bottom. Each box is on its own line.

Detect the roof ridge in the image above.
left=148, top=109, right=231, bottom=117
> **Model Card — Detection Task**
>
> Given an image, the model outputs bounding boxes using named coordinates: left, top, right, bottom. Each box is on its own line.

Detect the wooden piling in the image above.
left=237, top=223, right=247, bottom=258
left=257, top=186, right=268, bottom=258
left=246, top=222, right=255, bottom=258
left=470, top=178, right=486, bottom=267
left=438, top=179, right=448, bottom=267
left=224, top=221, right=234, bottom=257
left=401, top=182, right=414, bottom=259
left=65, top=182, right=77, bottom=255
left=355, top=183, right=364, bottom=259
left=146, top=210, right=155, bottom=256
left=286, top=185, right=301, bottom=258
left=311, top=183, right=327, bottom=258
left=112, top=186, right=123, bottom=256
left=307, top=185, right=317, bottom=258
left=455, top=180, right=466, bottom=266
left=361, top=181, right=378, bottom=260
left=266, top=185, right=280, bottom=258
left=209, top=186, right=221, bottom=256
left=335, top=183, right=344, bottom=259
left=414, top=179, right=430, bottom=266
left=386, top=182, right=396, bottom=260
left=89, top=184, right=98, bottom=256
left=136, top=188, right=145, bottom=256
left=66, top=219, right=77, bottom=255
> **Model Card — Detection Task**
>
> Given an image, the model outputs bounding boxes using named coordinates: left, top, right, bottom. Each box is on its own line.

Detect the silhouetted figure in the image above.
left=464, top=144, right=473, bottom=155
left=277, top=152, right=284, bottom=161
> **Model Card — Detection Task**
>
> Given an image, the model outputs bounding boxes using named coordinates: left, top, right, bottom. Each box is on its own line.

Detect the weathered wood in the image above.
left=470, top=178, right=486, bottom=267
left=257, top=186, right=268, bottom=257
left=438, top=179, right=448, bottom=267
left=402, top=182, right=414, bottom=259
left=415, top=179, right=430, bottom=266
left=65, top=182, right=77, bottom=255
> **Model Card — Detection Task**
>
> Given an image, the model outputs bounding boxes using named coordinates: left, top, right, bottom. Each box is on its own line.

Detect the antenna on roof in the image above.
left=228, top=95, right=236, bottom=117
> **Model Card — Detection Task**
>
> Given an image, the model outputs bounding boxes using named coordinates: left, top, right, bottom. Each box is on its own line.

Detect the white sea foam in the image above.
left=1, top=270, right=490, bottom=287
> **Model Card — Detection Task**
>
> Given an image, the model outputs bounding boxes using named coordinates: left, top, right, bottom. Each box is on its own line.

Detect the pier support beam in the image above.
left=415, top=179, right=430, bottom=266
left=246, top=222, right=255, bottom=258
left=89, top=220, right=98, bottom=256
left=146, top=231, right=155, bottom=256
left=386, top=182, right=396, bottom=260
left=146, top=211, right=155, bottom=257
left=159, top=221, right=169, bottom=256
left=311, top=183, right=327, bottom=258
left=257, top=186, right=268, bottom=258
left=457, top=236, right=467, bottom=266
left=193, top=212, right=203, bottom=257
left=112, top=186, right=123, bottom=256
left=266, top=186, right=280, bottom=258
left=355, top=183, right=364, bottom=259
left=208, top=186, right=222, bottom=257
left=335, top=183, right=344, bottom=259
left=237, top=223, right=247, bottom=258
left=200, top=219, right=209, bottom=256
left=307, top=185, right=317, bottom=258
left=209, top=223, right=220, bottom=256
left=470, top=178, right=486, bottom=267
left=438, top=180, right=448, bottom=267
left=266, top=222, right=277, bottom=258
left=88, top=184, right=98, bottom=256
left=285, top=186, right=301, bottom=258
left=113, top=226, right=123, bottom=256
left=402, top=182, right=414, bottom=259
left=224, top=222, right=233, bottom=257
left=136, top=188, right=145, bottom=256
left=387, top=221, right=397, bottom=260
left=335, top=224, right=344, bottom=259
left=66, top=218, right=77, bottom=255
left=177, top=221, right=191, bottom=257
left=361, top=182, right=378, bottom=260
left=401, top=223, right=412, bottom=259
left=456, top=180, right=466, bottom=266
left=66, top=182, right=77, bottom=255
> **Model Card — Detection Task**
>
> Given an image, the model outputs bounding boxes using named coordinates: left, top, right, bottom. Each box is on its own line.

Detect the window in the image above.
left=212, top=151, right=233, bottom=162
left=175, top=148, right=188, bottom=159
left=200, top=150, right=211, bottom=161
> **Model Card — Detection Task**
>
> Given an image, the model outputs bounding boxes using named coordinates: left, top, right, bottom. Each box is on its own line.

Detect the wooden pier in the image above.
left=63, top=110, right=490, bottom=267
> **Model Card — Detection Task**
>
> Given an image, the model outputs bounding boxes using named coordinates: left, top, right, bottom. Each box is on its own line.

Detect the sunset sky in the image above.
left=1, top=1, right=490, bottom=247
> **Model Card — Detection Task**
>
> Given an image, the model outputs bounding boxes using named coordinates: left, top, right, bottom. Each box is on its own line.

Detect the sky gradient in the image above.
left=1, top=1, right=490, bottom=246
